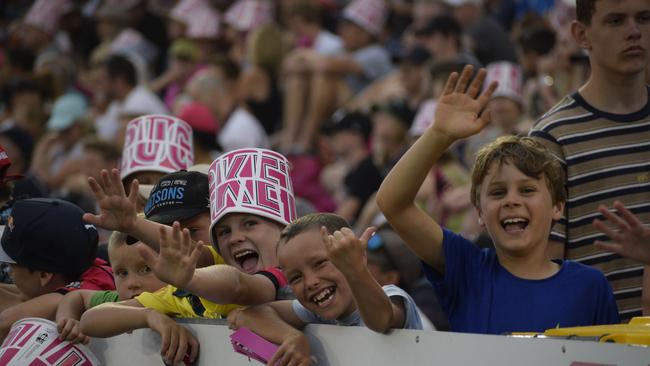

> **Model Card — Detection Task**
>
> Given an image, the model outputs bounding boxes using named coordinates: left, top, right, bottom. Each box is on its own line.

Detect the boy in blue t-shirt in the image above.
left=377, top=65, right=619, bottom=334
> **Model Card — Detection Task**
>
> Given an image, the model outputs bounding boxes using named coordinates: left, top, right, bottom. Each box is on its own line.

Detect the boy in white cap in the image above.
left=119, top=114, right=194, bottom=209
left=281, top=0, right=393, bottom=152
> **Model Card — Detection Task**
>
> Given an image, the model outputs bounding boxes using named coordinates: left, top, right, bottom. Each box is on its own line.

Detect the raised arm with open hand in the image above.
left=83, top=168, right=139, bottom=233
left=376, top=65, right=497, bottom=273
left=138, top=222, right=203, bottom=289
left=432, top=65, right=498, bottom=143
left=593, top=201, right=650, bottom=265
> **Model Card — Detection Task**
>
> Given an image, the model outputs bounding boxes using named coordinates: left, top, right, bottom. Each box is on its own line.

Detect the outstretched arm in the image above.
left=80, top=300, right=198, bottom=365
left=85, top=169, right=214, bottom=266
left=323, top=227, right=405, bottom=332
left=228, top=302, right=310, bottom=366
left=55, top=290, right=96, bottom=344
left=0, top=293, right=63, bottom=343
left=376, top=65, right=496, bottom=273
left=138, top=223, right=277, bottom=305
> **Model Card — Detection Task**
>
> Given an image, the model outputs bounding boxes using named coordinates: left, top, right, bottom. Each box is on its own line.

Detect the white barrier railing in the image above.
left=87, top=319, right=650, bottom=365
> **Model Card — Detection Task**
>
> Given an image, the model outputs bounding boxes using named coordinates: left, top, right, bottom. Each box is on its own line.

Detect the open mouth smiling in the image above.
left=501, top=217, right=529, bottom=233
left=233, top=249, right=260, bottom=273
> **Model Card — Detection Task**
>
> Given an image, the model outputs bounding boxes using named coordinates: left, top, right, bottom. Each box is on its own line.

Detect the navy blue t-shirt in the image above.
left=423, top=229, right=619, bottom=334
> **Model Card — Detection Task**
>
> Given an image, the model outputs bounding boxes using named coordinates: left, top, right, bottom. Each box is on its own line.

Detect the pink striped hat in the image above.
left=24, top=0, right=73, bottom=35
left=120, top=115, right=194, bottom=180
left=224, top=0, right=274, bottom=32
left=484, top=62, right=524, bottom=105
left=186, top=5, right=221, bottom=39
left=208, top=148, right=296, bottom=246
left=170, top=0, right=209, bottom=22
left=342, top=0, right=387, bottom=37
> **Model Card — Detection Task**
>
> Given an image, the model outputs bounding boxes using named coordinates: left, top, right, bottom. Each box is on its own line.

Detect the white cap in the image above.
left=342, top=0, right=387, bottom=37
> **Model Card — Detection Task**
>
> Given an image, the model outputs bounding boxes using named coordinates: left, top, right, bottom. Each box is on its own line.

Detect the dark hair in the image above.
left=278, top=213, right=350, bottom=248
left=470, top=136, right=566, bottom=207
left=518, top=27, right=556, bottom=55
left=105, top=55, right=137, bottom=86
left=7, top=47, right=35, bottom=73
left=576, top=0, right=597, bottom=25
left=288, top=1, right=322, bottom=24
left=1, top=78, right=43, bottom=111
left=417, top=15, right=462, bottom=48
left=83, top=138, right=121, bottom=162
left=208, top=55, right=240, bottom=82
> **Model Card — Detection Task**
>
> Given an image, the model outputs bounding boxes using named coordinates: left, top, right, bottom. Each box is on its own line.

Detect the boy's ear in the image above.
left=571, top=20, right=591, bottom=51
left=476, top=207, right=485, bottom=227
left=38, top=271, right=55, bottom=287
left=552, top=201, right=565, bottom=222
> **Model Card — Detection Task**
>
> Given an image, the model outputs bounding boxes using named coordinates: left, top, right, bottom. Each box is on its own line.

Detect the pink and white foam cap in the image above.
left=343, top=0, right=387, bottom=37
left=484, top=61, right=524, bottom=105
left=208, top=148, right=296, bottom=244
left=24, top=0, right=73, bottom=35
left=171, top=0, right=221, bottom=39
left=0, top=318, right=99, bottom=366
left=224, top=0, right=274, bottom=33
left=120, top=115, right=194, bottom=180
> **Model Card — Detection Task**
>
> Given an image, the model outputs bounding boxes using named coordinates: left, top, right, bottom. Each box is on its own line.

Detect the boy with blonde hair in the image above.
left=376, top=65, right=619, bottom=334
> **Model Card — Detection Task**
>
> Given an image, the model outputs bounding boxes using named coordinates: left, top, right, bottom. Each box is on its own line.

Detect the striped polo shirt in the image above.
left=529, top=89, right=650, bottom=321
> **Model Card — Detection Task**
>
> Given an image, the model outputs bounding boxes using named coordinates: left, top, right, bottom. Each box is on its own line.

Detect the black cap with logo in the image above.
left=144, top=170, right=210, bottom=225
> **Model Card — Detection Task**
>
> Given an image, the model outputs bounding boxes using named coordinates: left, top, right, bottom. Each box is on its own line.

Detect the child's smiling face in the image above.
left=477, top=161, right=564, bottom=257
left=279, top=228, right=356, bottom=321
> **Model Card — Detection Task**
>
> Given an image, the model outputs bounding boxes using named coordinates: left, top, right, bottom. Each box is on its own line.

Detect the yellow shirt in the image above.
left=208, top=245, right=226, bottom=265
left=136, top=285, right=240, bottom=318
left=135, top=246, right=235, bottom=318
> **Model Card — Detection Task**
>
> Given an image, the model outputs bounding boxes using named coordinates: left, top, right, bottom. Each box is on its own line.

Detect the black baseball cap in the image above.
left=323, top=111, right=373, bottom=140
left=0, top=198, right=98, bottom=278
left=144, top=170, right=210, bottom=225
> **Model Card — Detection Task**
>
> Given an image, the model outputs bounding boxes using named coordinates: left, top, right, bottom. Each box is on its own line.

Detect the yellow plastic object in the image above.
left=628, top=317, right=650, bottom=325
left=509, top=317, right=650, bottom=346
left=542, top=317, right=650, bottom=346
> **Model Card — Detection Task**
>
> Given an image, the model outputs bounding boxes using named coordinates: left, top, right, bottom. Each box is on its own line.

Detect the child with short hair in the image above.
left=376, top=65, right=619, bottom=334
left=228, top=213, right=423, bottom=365
left=55, top=231, right=168, bottom=344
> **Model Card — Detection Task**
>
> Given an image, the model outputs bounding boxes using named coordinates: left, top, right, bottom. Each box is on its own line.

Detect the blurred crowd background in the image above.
left=0, top=0, right=589, bottom=329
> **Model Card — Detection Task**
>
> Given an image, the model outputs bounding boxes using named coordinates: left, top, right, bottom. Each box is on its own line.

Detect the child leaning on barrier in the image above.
left=228, top=213, right=423, bottom=366
left=376, top=65, right=619, bottom=335
left=55, top=230, right=168, bottom=344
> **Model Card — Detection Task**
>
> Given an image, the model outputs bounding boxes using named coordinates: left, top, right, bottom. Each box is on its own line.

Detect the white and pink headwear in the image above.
left=208, top=148, right=296, bottom=246
left=170, top=0, right=221, bottom=39
left=120, top=115, right=194, bottom=181
left=343, top=0, right=387, bottom=37
left=24, top=0, right=72, bottom=35
left=484, top=62, right=524, bottom=105
left=224, top=0, right=274, bottom=33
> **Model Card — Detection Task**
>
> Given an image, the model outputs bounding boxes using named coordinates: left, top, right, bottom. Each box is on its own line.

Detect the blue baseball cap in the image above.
left=0, top=198, right=98, bottom=278
left=46, top=93, right=88, bottom=131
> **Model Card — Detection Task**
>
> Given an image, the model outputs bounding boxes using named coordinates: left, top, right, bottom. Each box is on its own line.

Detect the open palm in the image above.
left=83, top=169, right=138, bottom=233
left=433, top=65, right=497, bottom=141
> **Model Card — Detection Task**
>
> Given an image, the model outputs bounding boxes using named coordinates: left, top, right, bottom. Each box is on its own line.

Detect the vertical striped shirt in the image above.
left=529, top=89, right=650, bottom=321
